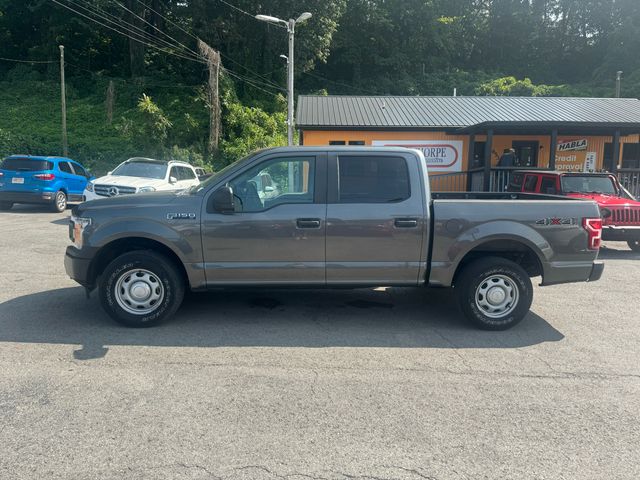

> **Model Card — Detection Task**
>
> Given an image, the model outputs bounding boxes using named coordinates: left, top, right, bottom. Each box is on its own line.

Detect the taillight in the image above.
left=583, top=217, right=602, bottom=250
left=34, top=173, right=55, bottom=181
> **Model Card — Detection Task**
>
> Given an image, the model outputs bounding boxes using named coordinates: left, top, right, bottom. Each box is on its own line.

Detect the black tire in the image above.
left=51, top=190, right=67, bottom=212
left=99, top=250, right=185, bottom=327
left=627, top=239, right=640, bottom=252
left=0, top=202, right=13, bottom=211
left=454, top=257, right=533, bottom=330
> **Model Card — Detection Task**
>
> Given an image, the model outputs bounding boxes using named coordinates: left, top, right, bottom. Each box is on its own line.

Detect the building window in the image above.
left=348, top=140, right=365, bottom=146
left=329, top=140, right=346, bottom=145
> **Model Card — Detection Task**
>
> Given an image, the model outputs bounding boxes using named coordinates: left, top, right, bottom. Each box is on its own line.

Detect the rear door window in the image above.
left=523, top=175, right=538, bottom=192
left=337, top=155, right=410, bottom=203
left=58, top=162, right=73, bottom=174
left=0, top=158, right=53, bottom=171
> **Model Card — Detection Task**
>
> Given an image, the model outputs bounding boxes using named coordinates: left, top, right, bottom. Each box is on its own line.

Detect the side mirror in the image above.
left=209, top=186, right=235, bottom=214
left=107, top=171, right=112, bottom=175
left=264, top=185, right=275, bottom=193
left=169, top=176, right=178, bottom=184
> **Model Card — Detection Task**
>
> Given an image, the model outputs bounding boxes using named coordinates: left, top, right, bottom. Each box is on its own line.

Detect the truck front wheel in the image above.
left=99, top=250, right=185, bottom=327
left=455, top=257, right=533, bottom=330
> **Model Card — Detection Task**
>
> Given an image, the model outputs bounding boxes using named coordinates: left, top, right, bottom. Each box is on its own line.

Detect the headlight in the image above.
left=70, top=215, right=92, bottom=249
left=137, top=186, right=156, bottom=193
left=85, top=182, right=94, bottom=193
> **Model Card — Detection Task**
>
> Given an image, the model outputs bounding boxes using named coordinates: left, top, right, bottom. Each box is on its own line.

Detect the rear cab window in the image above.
left=337, top=155, right=410, bottom=203
left=0, top=158, right=53, bottom=171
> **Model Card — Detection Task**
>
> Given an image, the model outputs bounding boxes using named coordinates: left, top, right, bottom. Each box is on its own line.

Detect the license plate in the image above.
left=12, top=177, right=24, bottom=184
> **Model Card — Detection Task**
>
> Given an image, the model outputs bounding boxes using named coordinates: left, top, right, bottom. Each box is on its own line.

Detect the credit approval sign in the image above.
left=372, top=140, right=464, bottom=172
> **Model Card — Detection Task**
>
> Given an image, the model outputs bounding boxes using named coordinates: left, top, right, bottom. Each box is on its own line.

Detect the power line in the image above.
left=223, top=68, right=283, bottom=97
left=223, top=66, right=286, bottom=92
left=135, top=0, right=199, bottom=42
left=110, top=0, right=200, bottom=58
left=302, top=70, right=380, bottom=95
left=215, top=0, right=285, bottom=28
left=49, top=0, right=205, bottom=64
left=0, top=57, right=57, bottom=64
left=69, top=0, right=197, bottom=58
left=65, top=0, right=202, bottom=62
left=219, top=53, right=283, bottom=89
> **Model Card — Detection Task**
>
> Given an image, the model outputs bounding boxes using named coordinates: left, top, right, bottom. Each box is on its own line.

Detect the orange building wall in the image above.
left=302, top=129, right=639, bottom=171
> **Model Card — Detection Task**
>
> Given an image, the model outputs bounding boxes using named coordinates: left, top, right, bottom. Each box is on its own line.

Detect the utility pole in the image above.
left=198, top=40, right=221, bottom=155
left=616, top=71, right=623, bottom=98
left=59, top=45, right=68, bottom=157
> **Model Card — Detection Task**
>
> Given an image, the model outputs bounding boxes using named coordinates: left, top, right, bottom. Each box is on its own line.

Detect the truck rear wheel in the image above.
left=454, top=257, right=533, bottom=330
left=627, top=240, right=640, bottom=252
left=99, top=250, right=185, bottom=327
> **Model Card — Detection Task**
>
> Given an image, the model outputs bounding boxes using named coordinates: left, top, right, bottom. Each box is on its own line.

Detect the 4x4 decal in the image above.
left=535, top=217, right=577, bottom=226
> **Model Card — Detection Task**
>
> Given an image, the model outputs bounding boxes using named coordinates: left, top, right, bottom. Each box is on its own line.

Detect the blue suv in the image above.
left=0, top=155, right=92, bottom=212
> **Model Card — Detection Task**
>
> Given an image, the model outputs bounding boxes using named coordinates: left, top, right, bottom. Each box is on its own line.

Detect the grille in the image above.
left=610, top=207, right=640, bottom=225
left=94, top=184, right=137, bottom=197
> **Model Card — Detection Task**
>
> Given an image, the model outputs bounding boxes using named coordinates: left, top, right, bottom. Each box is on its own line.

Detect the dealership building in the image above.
left=296, top=95, right=640, bottom=192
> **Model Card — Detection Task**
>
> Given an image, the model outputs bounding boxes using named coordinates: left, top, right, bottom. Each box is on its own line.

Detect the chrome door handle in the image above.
left=394, top=218, right=418, bottom=228
left=296, top=218, right=321, bottom=229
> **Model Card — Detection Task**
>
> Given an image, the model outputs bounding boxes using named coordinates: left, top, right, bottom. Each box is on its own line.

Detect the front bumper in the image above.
left=0, top=190, right=55, bottom=204
left=588, top=261, right=604, bottom=282
left=602, top=225, right=640, bottom=241
left=64, top=246, right=94, bottom=288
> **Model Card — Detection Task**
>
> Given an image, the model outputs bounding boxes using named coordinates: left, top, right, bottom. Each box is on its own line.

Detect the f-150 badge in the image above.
left=167, top=213, right=196, bottom=220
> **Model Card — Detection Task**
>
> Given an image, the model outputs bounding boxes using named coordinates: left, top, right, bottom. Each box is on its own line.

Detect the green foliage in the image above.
left=219, top=92, right=288, bottom=166
left=475, top=77, right=569, bottom=97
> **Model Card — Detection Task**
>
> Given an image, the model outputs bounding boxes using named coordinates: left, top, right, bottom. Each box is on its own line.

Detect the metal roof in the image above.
left=296, top=95, right=640, bottom=131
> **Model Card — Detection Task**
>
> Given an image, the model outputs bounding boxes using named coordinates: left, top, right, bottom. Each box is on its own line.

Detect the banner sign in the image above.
left=372, top=140, right=464, bottom=172
left=557, top=138, right=588, bottom=152
left=556, top=138, right=591, bottom=171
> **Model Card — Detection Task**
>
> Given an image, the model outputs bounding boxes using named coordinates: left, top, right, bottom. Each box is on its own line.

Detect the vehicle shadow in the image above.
left=0, top=287, right=563, bottom=360
left=0, top=204, right=73, bottom=215
left=599, top=244, right=640, bottom=260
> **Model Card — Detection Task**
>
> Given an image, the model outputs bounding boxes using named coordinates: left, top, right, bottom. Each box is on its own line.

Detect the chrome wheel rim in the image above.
left=115, top=269, right=164, bottom=315
left=475, top=274, right=519, bottom=319
left=56, top=193, right=66, bottom=211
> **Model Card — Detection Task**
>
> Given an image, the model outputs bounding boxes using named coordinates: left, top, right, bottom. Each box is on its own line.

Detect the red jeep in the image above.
left=507, top=170, right=640, bottom=251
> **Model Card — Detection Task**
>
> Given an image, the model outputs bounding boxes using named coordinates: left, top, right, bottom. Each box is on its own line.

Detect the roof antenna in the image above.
left=380, top=99, right=386, bottom=110
left=453, top=87, right=457, bottom=97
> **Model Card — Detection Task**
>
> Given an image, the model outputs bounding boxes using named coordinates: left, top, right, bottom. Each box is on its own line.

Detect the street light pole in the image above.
left=256, top=12, right=312, bottom=146
left=287, top=19, right=295, bottom=146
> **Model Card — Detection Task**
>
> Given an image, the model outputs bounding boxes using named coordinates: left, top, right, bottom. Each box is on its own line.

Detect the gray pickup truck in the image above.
left=65, top=147, right=604, bottom=330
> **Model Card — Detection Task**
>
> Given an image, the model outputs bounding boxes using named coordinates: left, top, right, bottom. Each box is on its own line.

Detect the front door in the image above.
left=325, top=152, right=426, bottom=285
left=512, top=141, right=539, bottom=167
left=201, top=153, right=327, bottom=285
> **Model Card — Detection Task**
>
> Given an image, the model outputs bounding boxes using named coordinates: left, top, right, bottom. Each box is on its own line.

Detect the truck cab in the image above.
left=508, top=170, right=640, bottom=251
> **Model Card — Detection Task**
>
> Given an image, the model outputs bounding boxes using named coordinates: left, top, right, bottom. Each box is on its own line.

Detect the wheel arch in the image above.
left=452, top=238, right=545, bottom=286
left=88, top=237, right=189, bottom=288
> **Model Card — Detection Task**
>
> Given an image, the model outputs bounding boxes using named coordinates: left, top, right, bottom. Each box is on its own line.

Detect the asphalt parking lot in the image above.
left=0, top=204, right=639, bottom=480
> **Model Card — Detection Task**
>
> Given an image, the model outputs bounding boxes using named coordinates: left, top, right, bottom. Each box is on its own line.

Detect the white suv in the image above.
left=83, top=158, right=200, bottom=201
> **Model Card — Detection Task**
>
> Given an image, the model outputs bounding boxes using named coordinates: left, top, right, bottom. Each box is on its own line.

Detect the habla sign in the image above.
left=372, top=140, right=463, bottom=172
left=557, top=138, right=588, bottom=152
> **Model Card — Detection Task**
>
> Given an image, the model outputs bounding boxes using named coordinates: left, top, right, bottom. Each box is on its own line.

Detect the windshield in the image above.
left=111, top=160, right=167, bottom=179
left=561, top=175, right=618, bottom=195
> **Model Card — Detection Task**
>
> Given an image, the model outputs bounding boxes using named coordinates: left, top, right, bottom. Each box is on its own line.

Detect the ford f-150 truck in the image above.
left=65, top=147, right=604, bottom=330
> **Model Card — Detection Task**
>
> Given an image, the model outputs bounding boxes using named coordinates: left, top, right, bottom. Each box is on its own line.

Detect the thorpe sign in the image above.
left=372, top=140, right=464, bottom=172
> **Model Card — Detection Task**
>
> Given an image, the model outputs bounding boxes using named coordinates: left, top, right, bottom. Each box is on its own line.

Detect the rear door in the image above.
left=326, top=151, right=426, bottom=285
left=201, top=151, right=327, bottom=285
